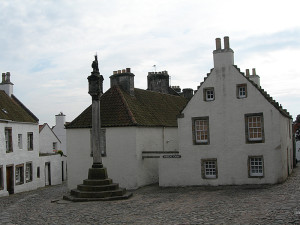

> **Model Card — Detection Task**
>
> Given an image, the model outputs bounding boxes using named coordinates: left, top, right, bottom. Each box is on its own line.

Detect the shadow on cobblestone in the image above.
left=1, top=167, right=300, bottom=224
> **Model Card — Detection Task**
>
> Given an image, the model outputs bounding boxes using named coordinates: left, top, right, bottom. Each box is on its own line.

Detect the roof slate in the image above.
left=66, top=86, right=188, bottom=129
left=0, top=90, right=38, bottom=123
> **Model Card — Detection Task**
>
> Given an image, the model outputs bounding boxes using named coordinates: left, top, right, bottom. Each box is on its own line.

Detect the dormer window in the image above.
left=237, top=84, right=247, bottom=99
left=204, top=88, right=215, bottom=101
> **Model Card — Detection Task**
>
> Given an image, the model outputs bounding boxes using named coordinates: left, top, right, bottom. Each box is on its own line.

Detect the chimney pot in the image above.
left=252, top=68, right=256, bottom=76
left=216, top=38, right=221, bottom=50
left=126, top=68, right=131, bottom=73
left=2, top=73, right=5, bottom=83
left=113, top=71, right=117, bottom=75
left=246, top=69, right=250, bottom=77
left=224, top=36, right=230, bottom=49
left=122, top=69, right=125, bottom=73
left=118, top=70, right=121, bottom=74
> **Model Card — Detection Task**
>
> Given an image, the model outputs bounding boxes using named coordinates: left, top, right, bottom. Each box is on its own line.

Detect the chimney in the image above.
left=171, top=86, right=181, bottom=93
left=213, top=36, right=234, bottom=69
left=249, top=68, right=260, bottom=87
left=215, top=38, right=221, bottom=51
left=246, top=69, right=250, bottom=77
left=110, top=68, right=135, bottom=96
left=0, top=72, right=14, bottom=97
left=182, top=88, right=194, bottom=100
left=147, top=70, right=170, bottom=94
left=55, top=112, right=66, bottom=128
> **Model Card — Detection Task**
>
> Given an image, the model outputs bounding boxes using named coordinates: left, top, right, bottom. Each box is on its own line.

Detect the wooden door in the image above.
left=6, top=166, right=14, bottom=194
left=45, top=162, right=51, bottom=186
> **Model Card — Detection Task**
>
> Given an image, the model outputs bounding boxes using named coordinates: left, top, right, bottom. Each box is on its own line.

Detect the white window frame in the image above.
left=249, top=156, right=264, bottom=177
left=18, top=134, right=23, bottom=149
left=205, top=89, right=214, bottom=101
left=194, top=118, right=209, bottom=144
left=237, top=84, right=247, bottom=99
left=248, top=116, right=263, bottom=141
left=15, top=164, right=24, bottom=185
left=202, top=159, right=217, bottom=179
left=5, top=127, right=13, bottom=152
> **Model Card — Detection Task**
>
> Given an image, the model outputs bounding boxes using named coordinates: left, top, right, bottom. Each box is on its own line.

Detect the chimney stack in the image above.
left=213, top=36, right=234, bottom=68
left=248, top=68, right=260, bottom=87
left=147, top=70, right=170, bottom=94
left=246, top=69, right=250, bottom=77
left=182, top=88, right=194, bottom=100
left=0, top=72, right=14, bottom=96
left=110, top=68, right=135, bottom=96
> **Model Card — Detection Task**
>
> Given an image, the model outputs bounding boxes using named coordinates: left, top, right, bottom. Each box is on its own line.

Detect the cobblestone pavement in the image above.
left=1, top=167, right=300, bottom=225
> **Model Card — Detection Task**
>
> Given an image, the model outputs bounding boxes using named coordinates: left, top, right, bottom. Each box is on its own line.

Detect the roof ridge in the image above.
left=115, top=86, right=137, bottom=125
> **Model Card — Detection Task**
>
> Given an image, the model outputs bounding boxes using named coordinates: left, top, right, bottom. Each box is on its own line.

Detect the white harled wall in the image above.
left=0, top=122, right=40, bottom=196
left=159, top=38, right=293, bottom=186
left=67, top=126, right=179, bottom=190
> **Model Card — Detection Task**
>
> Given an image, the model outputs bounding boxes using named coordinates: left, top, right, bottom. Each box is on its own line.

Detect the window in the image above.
left=37, top=167, right=40, bottom=178
left=237, top=84, right=247, bottom=98
left=53, top=142, right=57, bottom=151
left=203, top=88, right=215, bottom=101
left=245, top=113, right=264, bottom=143
left=5, top=127, right=13, bottom=153
left=201, top=159, right=218, bottom=179
left=0, top=166, right=3, bottom=190
left=18, top=134, right=23, bottom=149
left=25, top=162, right=32, bottom=182
left=248, top=156, right=264, bottom=177
left=192, top=117, right=209, bottom=145
left=27, top=132, right=33, bottom=150
left=15, top=164, right=24, bottom=185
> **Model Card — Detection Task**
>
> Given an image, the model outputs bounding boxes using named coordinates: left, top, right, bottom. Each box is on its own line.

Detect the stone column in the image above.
left=87, top=55, right=104, bottom=168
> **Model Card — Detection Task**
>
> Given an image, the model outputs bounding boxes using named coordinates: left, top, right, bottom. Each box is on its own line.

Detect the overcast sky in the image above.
left=1, top=0, right=299, bottom=126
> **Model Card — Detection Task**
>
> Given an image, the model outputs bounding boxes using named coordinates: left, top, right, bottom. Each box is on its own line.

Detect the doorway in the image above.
left=6, top=165, right=14, bottom=194
left=61, top=161, right=64, bottom=182
left=45, top=162, right=51, bottom=186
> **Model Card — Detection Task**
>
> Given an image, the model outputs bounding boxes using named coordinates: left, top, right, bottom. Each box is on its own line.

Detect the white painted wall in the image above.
left=0, top=122, right=40, bottom=196
left=296, top=141, right=300, bottom=162
left=39, top=124, right=61, bottom=154
left=52, top=114, right=67, bottom=155
left=67, top=126, right=179, bottom=190
left=159, top=48, right=293, bottom=186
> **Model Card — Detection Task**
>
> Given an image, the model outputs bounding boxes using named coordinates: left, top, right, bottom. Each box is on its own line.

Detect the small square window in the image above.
left=15, top=164, right=24, bottom=185
left=18, top=134, right=23, bottom=149
left=203, top=88, right=215, bottom=101
left=202, top=159, right=218, bottom=179
left=248, top=156, right=264, bottom=177
left=237, top=84, right=247, bottom=99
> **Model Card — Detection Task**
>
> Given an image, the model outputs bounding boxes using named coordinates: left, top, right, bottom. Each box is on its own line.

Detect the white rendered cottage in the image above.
left=39, top=123, right=67, bottom=185
left=0, top=72, right=40, bottom=196
left=66, top=68, right=188, bottom=190
left=0, top=72, right=65, bottom=197
left=159, top=37, right=293, bottom=186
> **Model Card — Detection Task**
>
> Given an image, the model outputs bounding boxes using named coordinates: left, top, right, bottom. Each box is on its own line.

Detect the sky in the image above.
left=0, top=0, right=299, bottom=126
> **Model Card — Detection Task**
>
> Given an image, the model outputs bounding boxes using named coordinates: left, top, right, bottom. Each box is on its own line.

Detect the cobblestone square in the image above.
left=1, top=167, right=300, bottom=224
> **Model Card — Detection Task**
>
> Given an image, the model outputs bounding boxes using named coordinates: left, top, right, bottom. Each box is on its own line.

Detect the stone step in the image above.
left=63, top=192, right=133, bottom=202
left=83, top=179, right=112, bottom=186
left=77, top=183, right=119, bottom=192
left=70, top=188, right=126, bottom=199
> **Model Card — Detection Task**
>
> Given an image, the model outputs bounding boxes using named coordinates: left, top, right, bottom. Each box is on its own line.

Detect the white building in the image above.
left=0, top=72, right=65, bottom=197
left=66, top=68, right=188, bottom=190
left=159, top=37, right=293, bottom=186
left=52, top=112, right=67, bottom=156
left=39, top=123, right=67, bottom=184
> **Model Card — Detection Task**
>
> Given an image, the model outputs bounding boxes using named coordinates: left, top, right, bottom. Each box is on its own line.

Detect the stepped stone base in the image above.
left=63, top=166, right=132, bottom=202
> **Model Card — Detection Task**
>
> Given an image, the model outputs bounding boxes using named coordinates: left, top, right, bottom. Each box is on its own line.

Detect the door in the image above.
left=61, top=161, right=64, bottom=182
left=45, top=162, right=51, bottom=186
left=6, top=166, right=14, bottom=194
